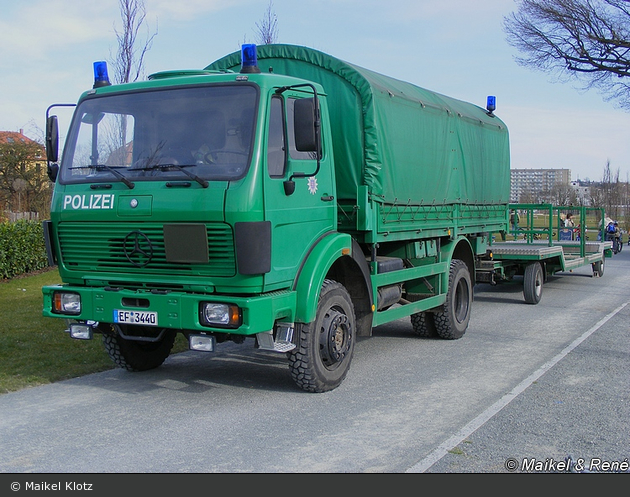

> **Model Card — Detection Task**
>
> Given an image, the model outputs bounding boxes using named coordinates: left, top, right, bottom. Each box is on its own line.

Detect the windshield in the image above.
left=59, top=84, right=258, bottom=184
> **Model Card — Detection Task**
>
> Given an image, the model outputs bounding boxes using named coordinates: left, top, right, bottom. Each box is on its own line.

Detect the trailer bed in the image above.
left=490, top=240, right=611, bottom=271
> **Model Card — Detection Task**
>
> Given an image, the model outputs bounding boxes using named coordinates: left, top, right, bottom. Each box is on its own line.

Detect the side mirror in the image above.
left=46, top=115, right=59, bottom=163
left=293, top=98, right=317, bottom=152
left=45, top=115, right=59, bottom=182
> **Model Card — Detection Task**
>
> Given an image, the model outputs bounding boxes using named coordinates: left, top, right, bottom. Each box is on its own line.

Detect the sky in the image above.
left=1, top=0, right=629, bottom=182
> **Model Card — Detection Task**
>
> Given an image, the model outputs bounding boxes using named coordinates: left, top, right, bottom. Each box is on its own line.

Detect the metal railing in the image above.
left=507, top=204, right=606, bottom=258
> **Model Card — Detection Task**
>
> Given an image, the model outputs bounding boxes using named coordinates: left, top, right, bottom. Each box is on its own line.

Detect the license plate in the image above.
left=113, top=310, right=158, bottom=326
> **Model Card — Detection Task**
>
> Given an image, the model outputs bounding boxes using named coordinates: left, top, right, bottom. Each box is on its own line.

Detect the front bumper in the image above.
left=42, top=284, right=296, bottom=336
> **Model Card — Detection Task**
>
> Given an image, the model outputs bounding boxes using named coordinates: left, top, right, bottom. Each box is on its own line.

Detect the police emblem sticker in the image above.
left=307, top=177, right=318, bottom=195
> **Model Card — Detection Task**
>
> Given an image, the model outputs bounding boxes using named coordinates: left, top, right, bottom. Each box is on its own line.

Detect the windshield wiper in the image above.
left=140, top=163, right=209, bottom=188
left=70, top=164, right=135, bottom=189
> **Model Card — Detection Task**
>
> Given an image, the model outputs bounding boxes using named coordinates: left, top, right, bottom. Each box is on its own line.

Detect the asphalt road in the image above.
left=1, top=247, right=629, bottom=475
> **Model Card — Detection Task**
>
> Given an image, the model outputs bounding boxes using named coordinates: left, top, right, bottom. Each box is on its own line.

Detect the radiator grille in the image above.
left=58, top=222, right=235, bottom=277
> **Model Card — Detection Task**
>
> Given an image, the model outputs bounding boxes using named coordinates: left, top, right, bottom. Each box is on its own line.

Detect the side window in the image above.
left=287, top=98, right=318, bottom=160
left=267, top=96, right=286, bottom=178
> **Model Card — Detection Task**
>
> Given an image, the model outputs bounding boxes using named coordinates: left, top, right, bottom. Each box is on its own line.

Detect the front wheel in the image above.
left=433, top=260, right=472, bottom=340
left=288, top=280, right=356, bottom=393
left=101, top=324, right=176, bottom=371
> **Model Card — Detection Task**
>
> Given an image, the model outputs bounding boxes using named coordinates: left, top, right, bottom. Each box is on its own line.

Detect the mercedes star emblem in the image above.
left=123, top=230, right=153, bottom=267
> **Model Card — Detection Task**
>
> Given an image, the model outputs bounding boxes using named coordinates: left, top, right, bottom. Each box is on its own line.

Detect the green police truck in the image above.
left=41, top=44, right=608, bottom=392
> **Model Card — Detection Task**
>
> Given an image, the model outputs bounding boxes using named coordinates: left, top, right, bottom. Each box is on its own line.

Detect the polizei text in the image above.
left=63, top=194, right=115, bottom=210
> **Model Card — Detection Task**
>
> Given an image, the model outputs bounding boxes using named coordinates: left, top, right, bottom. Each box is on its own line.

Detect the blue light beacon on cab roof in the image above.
left=93, top=61, right=111, bottom=88
left=486, top=95, right=496, bottom=116
left=240, top=44, right=261, bottom=74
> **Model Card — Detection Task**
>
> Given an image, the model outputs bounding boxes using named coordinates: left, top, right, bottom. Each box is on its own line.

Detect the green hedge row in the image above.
left=0, top=220, right=49, bottom=279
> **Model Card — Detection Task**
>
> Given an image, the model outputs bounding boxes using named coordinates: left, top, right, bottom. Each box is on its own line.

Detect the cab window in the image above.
left=267, top=96, right=286, bottom=177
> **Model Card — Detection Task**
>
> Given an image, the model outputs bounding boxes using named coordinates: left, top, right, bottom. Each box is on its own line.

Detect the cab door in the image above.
left=262, top=93, right=335, bottom=289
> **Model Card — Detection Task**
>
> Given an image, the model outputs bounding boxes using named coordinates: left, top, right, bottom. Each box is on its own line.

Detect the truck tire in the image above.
left=433, top=259, right=472, bottom=340
left=288, top=280, right=355, bottom=393
left=523, top=262, right=543, bottom=304
left=410, top=312, right=438, bottom=338
left=102, top=325, right=176, bottom=371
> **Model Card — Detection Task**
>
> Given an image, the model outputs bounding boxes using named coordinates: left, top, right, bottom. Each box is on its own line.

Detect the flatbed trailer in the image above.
left=475, top=204, right=613, bottom=304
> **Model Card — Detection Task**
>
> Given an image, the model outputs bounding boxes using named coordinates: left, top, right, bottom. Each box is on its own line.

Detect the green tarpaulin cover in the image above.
left=207, top=44, right=511, bottom=206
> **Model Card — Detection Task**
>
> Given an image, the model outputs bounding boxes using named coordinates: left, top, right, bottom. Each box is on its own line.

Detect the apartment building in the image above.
left=510, top=168, right=571, bottom=203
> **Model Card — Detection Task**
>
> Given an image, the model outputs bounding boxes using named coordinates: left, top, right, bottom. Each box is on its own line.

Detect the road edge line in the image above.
left=405, top=300, right=630, bottom=473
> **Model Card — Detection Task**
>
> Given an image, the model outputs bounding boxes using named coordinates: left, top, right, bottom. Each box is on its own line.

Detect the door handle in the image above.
left=321, top=195, right=334, bottom=202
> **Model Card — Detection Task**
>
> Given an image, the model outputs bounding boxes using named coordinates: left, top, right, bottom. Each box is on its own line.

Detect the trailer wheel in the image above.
left=288, top=280, right=355, bottom=393
left=523, top=262, right=543, bottom=304
left=592, top=257, right=605, bottom=277
left=101, top=324, right=176, bottom=371
left=433, top=260, right=472, bottom=340
left=410, top=312, right=438, bottom=338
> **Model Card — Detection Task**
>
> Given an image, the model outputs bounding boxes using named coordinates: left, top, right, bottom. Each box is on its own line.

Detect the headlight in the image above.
left=53, top=292, right=81, bottom=315
left=199, top=302, right=241, bottom=328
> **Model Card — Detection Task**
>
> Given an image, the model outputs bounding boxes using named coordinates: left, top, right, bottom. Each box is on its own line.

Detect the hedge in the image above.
left=0, top=220, right=49, bottom=279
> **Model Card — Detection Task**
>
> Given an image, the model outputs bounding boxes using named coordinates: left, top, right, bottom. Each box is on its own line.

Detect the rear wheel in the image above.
left=410, top=311, right=438, bottom=338
left=288, top=280, right=356, bottom=393
left=101, top=324, right=176, bottom=371
left=592, top=256, right=605, bottom=277
left=523, top=262, right=543, bottom=304
left=433, top=260, right=472, bottom=340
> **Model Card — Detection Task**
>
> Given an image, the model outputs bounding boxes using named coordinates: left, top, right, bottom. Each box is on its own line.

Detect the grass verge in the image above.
left=0, top=268, right=187, bottom=394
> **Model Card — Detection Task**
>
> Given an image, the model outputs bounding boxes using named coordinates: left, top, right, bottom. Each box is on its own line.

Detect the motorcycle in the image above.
left=606, top=233, right=622, bottom=254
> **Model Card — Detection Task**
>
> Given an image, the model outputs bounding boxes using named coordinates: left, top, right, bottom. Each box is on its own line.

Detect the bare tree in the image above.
left=596, top=159, right=627, bottom=218
left=518, top=190, right=541, bottom=203
left=504, top=0, right=630, bottom=109
left=108, top=0, right=157, bottom=161
left=111, top=0, right=157, bottom=84
left=588, top=183, right=605, bottom=208
left=546, top=182, right=579, bottom=205
left=255, top=1, right=279, bottom=45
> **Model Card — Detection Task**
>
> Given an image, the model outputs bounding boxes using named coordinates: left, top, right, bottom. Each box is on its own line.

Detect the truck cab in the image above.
left=43, top=47, right=349, bottom=389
